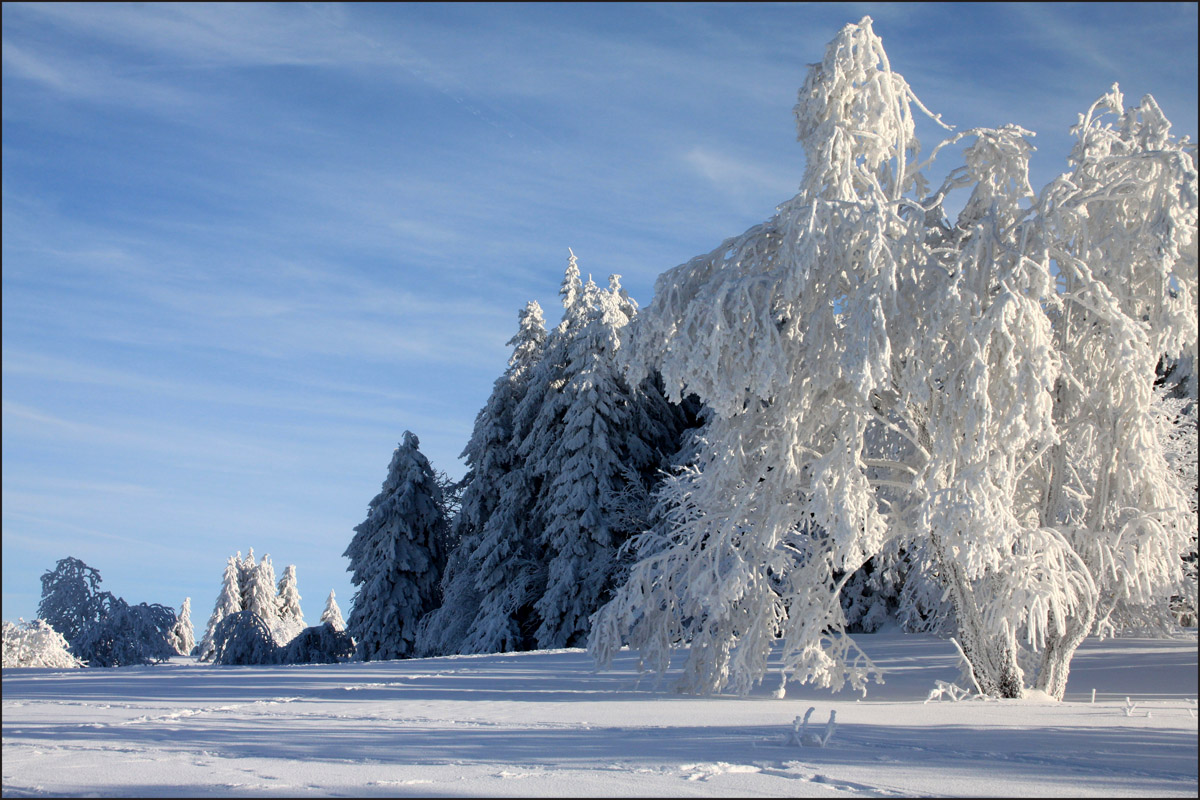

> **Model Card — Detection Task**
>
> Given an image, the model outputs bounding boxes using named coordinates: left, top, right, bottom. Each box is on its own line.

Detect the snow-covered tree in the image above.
left=422, top=300, right=548, bottom=656
left=279, top=622, right=355, bottom=665
left=345, top=431, right=448, bottom=661
left=591, top=17, right=1196, bottom=700
left=209, top=610, right=278, bottom=666
left=198, top=556, right=243, bottom=661
left=169, top=597, right=195, bottom=656
left=272, top=564, right=306, bottom=646
left=237, top=548, right=256, bottom=609
left=37, top=557, right=106, bottom=649
left=320, top=590, right=346, bottom=632
left=245, top=553, right=278, bottom=627
left=2, top=619, right=85, bottom=668
left=520, top=258, right=696, bottom=649
left=74, top=596, right=177, bottom=668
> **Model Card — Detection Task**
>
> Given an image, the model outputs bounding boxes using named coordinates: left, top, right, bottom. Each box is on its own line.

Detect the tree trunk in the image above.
left=1034, top=588, right=1099, bottom=701
left=934, top=542, right=1025, bottom=698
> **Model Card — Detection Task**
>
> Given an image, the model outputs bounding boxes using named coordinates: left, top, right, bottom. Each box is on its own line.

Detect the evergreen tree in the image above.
left=345, top=431, right=448, bottom=661
left=272, top=564, right=306, bottom=646
left=245, top=554, right=278, bottom=627
left=526, top=268, right=691, bottom=648
left=199, top=556, right=243, bottom=661
left=320, top=590, right=346, bottom=632
left=210, top=610, right=278, bottom=666
left=237, top=548, right=256, bottom=610
left=430, top=300, right=547, bottom=655
left=169, top=597, right=195, bottom=656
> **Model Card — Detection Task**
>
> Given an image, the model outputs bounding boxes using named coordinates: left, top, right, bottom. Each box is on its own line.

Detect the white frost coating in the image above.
left=320, top=589, right=347, bottom=632
left=169, top=597, right=195, bottom=656
left=2, top=619, right=84, bottom=668
left=273, top=565, right=306, bottom=647
left=591, top=17, right=1196, bottom=700
left=198, top=556, right=243, bottom=661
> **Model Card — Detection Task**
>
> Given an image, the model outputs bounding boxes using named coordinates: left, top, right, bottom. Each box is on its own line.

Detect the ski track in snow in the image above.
left=3, top=633, right=1196, bottom=797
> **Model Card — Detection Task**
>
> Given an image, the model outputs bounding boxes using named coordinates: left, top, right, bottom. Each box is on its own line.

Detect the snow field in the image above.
left=3, top=633, right=1196, bottom=797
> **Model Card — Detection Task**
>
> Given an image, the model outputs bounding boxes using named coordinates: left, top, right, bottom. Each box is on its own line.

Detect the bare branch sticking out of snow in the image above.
left=788, top=707, right=837, bottom=747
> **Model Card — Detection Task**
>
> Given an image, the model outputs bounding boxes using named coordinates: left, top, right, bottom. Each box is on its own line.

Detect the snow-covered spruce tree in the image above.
left=210, top=610, right=278, bottom=666
left=320, top=589, right=347, bottom=632
left=37, top=557, right=106, bottom=650
left=417, top=301, right=547, bottom=656
left=237, top=548, right=256, bottom=608
left=3, top=619, right=85, bottom=668
left=514, top=253, right=697, bottom=649
left=245, top=553, right=278, bottom=629
left=453, top=301, right=551, bottom=654
left=590, top=18, right=1196, bottom=699
left=273, top=564, right=306, bottom=646
left=169, top=597, right=195, bottom=656
left=198, top=556, right=243, bottom=661
left=345, top=431, right=448, bottom=661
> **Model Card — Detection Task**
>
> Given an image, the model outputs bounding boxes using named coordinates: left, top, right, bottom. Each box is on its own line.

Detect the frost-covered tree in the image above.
left=320, top=590, right=346, bottom=632
left=199, top=556, right=243, bottom=661
left=422, top=300, right=548, bottom=656
left=279, top=622, right=355, bottom=665
left=591, top=17, right=1196, bottom=700
left=272, top=564, right=306, bottom=646
left=345, top=431, right=448, bottom=661
left=169, top=597, right=195, bottom=656
left=521, top=258, right=696, bottom=649
left=37, top=557, right=106, bottom=649
left=237, top=548, right=256, bottom=608
left=245, top=554, right=278, bottom=627
left=74, top=595, right=177, bottom=668
left=210, top=610, right=279, bottom=666
left=418, top=301, right=547, bottom=656
left=3, top=619, right=85, bottom=668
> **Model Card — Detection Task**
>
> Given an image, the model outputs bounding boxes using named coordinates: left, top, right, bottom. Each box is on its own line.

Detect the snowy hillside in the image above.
left=3, top=632, right=1196, bottom=797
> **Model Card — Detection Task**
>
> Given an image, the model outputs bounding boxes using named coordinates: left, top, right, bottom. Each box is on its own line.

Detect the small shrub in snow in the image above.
left=210, top=610, right=279, bottom=666
left=2, top=619, right=84, bottom=668
left=279, top=622, right=355, bottom=665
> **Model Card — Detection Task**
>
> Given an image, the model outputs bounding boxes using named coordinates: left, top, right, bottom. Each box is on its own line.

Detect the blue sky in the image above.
left=3, top=2, right=1197, bottom=628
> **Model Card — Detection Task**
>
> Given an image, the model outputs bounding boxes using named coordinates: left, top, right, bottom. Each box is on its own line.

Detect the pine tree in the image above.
left=245, top=554, right=278, bottom=628
left=493, top=254, right=699, bottom=650
left=236, top=548, right=257, bottom=610
left=199, top=556, right=243, bottom=661
left=428, top=300, right=547, bottom=656
left=320, top=590, right=346, bottom=632
left=345, top=431, right=448, bottom=661
left=273, top=564, right=306, bottom=646
left=169, top=597, right=195, bottom=656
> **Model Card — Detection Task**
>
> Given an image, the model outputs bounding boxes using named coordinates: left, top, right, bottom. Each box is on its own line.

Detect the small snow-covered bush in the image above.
left=2, top=619, right=85, bottom=668
left=210, top=610, right=279, bottom=666
left=279, top=622, right=355, bottom=665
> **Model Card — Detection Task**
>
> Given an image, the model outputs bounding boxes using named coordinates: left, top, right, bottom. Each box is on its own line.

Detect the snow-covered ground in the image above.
left=3, top=632, right=1196, bottom=797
